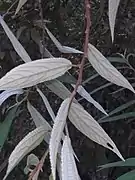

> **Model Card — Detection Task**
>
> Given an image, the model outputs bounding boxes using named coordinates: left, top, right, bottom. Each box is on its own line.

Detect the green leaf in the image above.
left=0, top=106, right=19, bottom=151
left=57, top=72, right=76, bottom=84
left=107, top=57, right=127, bottom=64
left=99, top=100, right=135, bottom=121
left=98, top=112, right=135, bottom=123
left=116, top=170, right=135, bottom=180
left=99, top=158, right=135, bottom=170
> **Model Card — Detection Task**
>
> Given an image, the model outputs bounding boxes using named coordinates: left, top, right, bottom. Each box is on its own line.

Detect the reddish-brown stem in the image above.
left=69, top=0, right=91, bottom=108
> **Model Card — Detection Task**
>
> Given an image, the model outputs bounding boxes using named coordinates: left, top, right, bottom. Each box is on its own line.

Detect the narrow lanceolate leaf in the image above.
left=61, top=136, right=80, bottom=180
left=45, top=27, right=83, bottom=54
left=15, top=0, right=28, bottom=15
left=109, top=0, right=121, bottom=42
left=49, top=98, right=70, bottom=180
left=0, top=58, right=72, bottom=90
left=99, top=158, right=135, bottom=170
left=0, top=15, right=31, bottom=63
left=45, top=80, right=71, bottom=100
left=4, top=126, right=47, bottom=180
left=27, top=101, right=51, bottom=144
left=69, top=102, right=124, bottom=161
left=0, top=89, right=23, bottom=106
left=88, top=44, right=135, bottom=93
left=37, top=88, right=55, bottom=121
left=72, top=84, right=107, bottom=115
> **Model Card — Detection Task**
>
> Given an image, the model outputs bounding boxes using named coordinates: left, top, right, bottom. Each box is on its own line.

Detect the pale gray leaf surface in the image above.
left=88, top=44, right=135, bottom=93
left=69, top=102, right=124, bottom=161
left=109, top=0, right=121, bottom=42
left=27, top=101, right=62, bottom=179
left=0, top=89, right=23, bottom=106
left=45, top=27, right=83, bottom=54
left=49, top=98, right=70, bottom=180
left=4, top=126, right=46, bottom=180
left=0, top=58, right=72, bottom=90
left=24, top=154, right=39, bottom=175
left=61, top=136, right=81, bottom=180
left=27, top=101, right=51, bottom=143
left=72, top=84, right=107, bottom=115
left=45, top=80, right=71, bottom=100
left=37, top=88, right=55, bottom=121
left=0, top=15, right=31, bottom=63
left=15, top=0, right=28, bottom=15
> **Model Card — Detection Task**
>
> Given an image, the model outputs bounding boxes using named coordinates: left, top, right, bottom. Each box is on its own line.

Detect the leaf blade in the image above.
left=0, top=15, right=31, bottom=63
left=72, top=84, right=107, bottom=115
left=49, top=98, right=70, bottom=180
left=15, top=0, right=28, bottom=15
left=61, top=136, right=81, bottom=180
left=27, top=101, right=52, bottom=143
left=109, top=0, right=121, bottom=42
left=69, top=102, right=124, bottom=161
left=37, top=88, right=55, bottom=121
left=0, top=106, right=18, bottom=151
left=88, top=44, right=135, bottom=93
left=0, top=58, right=72, bottom=90
left=4, top=126, right=47, bottom=180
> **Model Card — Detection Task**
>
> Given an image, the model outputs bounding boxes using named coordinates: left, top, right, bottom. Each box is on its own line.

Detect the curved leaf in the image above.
left=27, top=101, right=51, bottom=143
left=37, top=88, right=55, bottom=121
left=0, top=15, right=31, bottom=63
left=0, top=58, right=72, bottom=90
left=45, top=27, right=83, bottom=54
left=4, top=126, right=47, bottom=180
left=72, top=84, right=107, bottom=115
left=99, top=158, right=135, bottom=170
left=88, top=44, right=135, bottom=93
left=49, top=98, right=70, bottom=180
left=69, top=102, right=124, bottom=161
left=0, top=89, right=23, bottom=106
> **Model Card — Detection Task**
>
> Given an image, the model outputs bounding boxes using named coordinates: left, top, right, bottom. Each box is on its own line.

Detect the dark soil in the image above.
left=0, top=0, right=135, bottom=179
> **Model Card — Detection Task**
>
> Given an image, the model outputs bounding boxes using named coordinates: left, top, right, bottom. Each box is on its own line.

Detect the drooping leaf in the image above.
left=99, top=158, right=135, bottom=170
left=45, top=27, right=83, bottom=54
left=58, top=72, right=77, bottom=84
left=109, top=0, right=121, bottom=42
left=72, top=84, right=107, bottom=115
left=27, top=102, right=62, bottom=179
left=49, top=98, right=70, bottom=180
left=4, top=126, right=47, bottom=180
left=68, top=102, right=124, bottom=161
left=0, top=106, right=19, bottom=151
left=88, top=44, right=135, bottom=93
left=15, top=0, right=28, bottom=15
left=27, top=101, right=51, bottom=143
left=37, top=88, right=55, bottom=121
left=0, top=58, right=72, bottom=90
left=0, top=15, right=31, bottom=63
left=30, top=29, right=53, bottom=58
left=116, top=170, right=135, bottom=180
left=0, top=89, right=23, bottom=106
left=61, top=136, right=81, bottom=180
left=45, top=80, right=71, bottom=100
